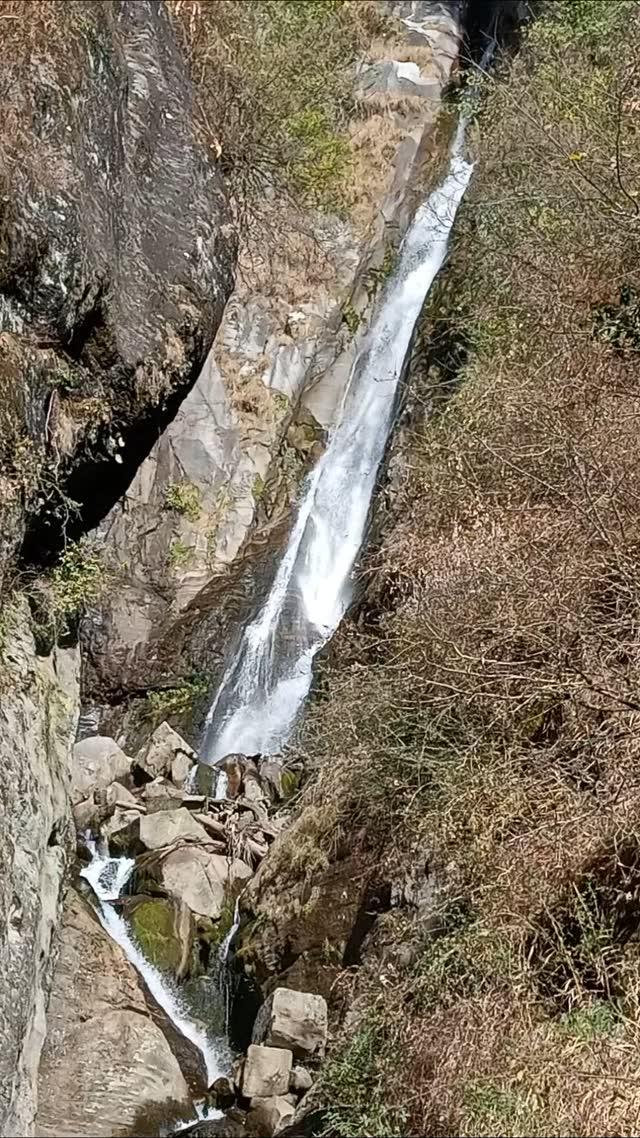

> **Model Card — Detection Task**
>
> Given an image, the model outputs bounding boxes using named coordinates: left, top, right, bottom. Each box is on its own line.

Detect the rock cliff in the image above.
left=0, top=600, right=79, bottom=1136
left=0, top=0, right=234, bottom=578
left=0, top=2, right=234, bottom=1133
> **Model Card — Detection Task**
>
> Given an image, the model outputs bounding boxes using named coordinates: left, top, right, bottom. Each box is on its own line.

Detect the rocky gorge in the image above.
left=0, top=2, right=534, bottom=1137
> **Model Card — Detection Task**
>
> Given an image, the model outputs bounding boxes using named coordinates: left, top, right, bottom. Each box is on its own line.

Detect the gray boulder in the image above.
left=135, top=721, right=197, bottom=781
left=289, top=1065, right=314, bottom=1096
left=247, top=1095, right=295, bottom=1136
left=139, top=807, right=211, bottom=850
left=70, top=736, right=132, bottom=806
left=159, top=847, right=252, bottom=919
left=36, top=889, right=193, bottom=1136
left=241, top=1046, right=292, bottom=1099
left=253, top=989, right=328, bottom=1060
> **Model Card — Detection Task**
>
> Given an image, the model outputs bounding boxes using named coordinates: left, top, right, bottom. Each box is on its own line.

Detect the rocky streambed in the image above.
left=35, top=724, right=322, bottom=1138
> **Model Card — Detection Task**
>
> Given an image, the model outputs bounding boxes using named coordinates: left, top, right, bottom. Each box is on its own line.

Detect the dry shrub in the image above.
left=167, top=0, right=381, bottom=226
left=293, top=3, right=640, bottom=1135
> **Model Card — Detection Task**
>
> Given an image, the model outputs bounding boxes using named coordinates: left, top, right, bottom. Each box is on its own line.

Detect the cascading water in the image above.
left=203, top=124, right=474, bottom=762
left=81, top=843, right=231, bottom=1087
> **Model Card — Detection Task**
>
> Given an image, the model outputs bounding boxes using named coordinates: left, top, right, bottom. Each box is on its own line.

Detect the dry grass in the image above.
left=276, top=3, right=640, bottom=1135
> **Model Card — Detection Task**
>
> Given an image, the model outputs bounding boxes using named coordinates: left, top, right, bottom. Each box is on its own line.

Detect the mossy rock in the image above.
left=124, top=896, right=192, bottom=978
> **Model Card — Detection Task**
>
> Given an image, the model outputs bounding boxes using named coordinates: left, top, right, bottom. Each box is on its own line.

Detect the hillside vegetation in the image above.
left=284, top=2, right=640, bottom=1134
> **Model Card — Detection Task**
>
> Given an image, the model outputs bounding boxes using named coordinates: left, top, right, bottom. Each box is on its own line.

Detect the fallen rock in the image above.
left=122, top=895, right=193, bottom=979
left=275, top=1086, right=326, bottom=1138
left=182, top=793, right=207, bottom=810
left=160, top=848, right=252, bottom=918
left=36, top=889, right=193, bottom=1136
left=227, top=856, right=254, bottom=889
left=180, top=1113, right=247, bottom=1136
left=139, top=807, right=211, bottom=850
left=104, top=807, right=143, bottom=856
left=142, top=776, right=184, bottom=812
left=252, top=989, right=328, bottom=1060
left=289, top=1065, right=313, bottom=1095
left=135, top=721, right=197, bottom=781
left=193, top=812, right=228, bottom=841
left=172, top=751, right=194, bottom=788
left=243, top=766, right=269, bottom=807
left=260, top=760, right=284, bottom=801
left=211, top=1075, right=236, bottom=1110
left=192, top=762, right=218, bottom=797
left=106, top=781, right=143, bottom=812
left=72, top=795, right=110, bottom=835
left=219, top=754, right=246, bottom=799
left=241, top=1045, right=292, bottom=1099
left=247, top=1095, right=295, bottom=1136
left=70, top=736, right=132, bottom=805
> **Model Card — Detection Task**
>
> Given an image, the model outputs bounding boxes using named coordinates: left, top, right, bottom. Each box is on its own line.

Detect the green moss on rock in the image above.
left=127, top=897, right=189, bottom=976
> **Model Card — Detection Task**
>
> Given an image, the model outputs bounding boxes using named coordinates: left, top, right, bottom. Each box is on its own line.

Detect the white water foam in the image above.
left=203, top=125, right=474, bottom=761
left=81, top=845, right=231, bottom=1086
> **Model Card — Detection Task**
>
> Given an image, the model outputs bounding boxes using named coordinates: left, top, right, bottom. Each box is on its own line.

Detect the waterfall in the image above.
left=80, top=843, right=231, bottom=1087
left=203, top=124, right=474, bottom=762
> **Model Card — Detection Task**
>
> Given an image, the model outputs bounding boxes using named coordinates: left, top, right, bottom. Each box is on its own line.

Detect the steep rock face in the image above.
left=0, top=600, right=79, bottom=1137
left=81, top=0, right=463, bottom=738
left=0, top=0, right=234, bottom=575
left=35, top=890, right=194, bottom=1138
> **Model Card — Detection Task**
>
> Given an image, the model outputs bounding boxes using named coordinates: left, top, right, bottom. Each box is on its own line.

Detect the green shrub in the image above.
left=463, top=1081, right=543, bottom=1138
left=164, top=481, right=201, bottom=522
left=321, top=1020, right=407, bottom=1138
left=557, top=1001, right=620, bottom=1041
left=169, top=0, right=377, bottom=222
left=50, top=542, right=105, bottom=618
left=147, top=675, right=208, bottom=721
left=341, top=300, right=361, bottom=335
left=286, top=107, right=351, bottom=211
left=168, top=538, right=193, bottom=569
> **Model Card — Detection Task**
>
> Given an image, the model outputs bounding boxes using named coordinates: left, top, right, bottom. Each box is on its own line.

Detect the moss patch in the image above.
left=128, top=898, right=188, bottom=976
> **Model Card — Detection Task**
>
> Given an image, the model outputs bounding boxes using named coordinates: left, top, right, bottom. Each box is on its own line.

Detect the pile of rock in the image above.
left=184, top=988, right=327, bottom=1138
left=72, top=725, right=300, bottom=974
left=68, top=725, right=324, bottom=1136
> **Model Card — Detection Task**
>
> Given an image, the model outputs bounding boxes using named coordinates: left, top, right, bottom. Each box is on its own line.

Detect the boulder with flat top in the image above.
left=252, top=989, right=327, bottom=1060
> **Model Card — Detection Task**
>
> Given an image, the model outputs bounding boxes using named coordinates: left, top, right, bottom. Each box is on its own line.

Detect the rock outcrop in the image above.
left=0, top=599, right=79, bottom=1137
left=0, top=3, right=235, bottom=1128
left=35, top=890, right=194, bottom=1137
left=0, top=0, right=235, bottom=579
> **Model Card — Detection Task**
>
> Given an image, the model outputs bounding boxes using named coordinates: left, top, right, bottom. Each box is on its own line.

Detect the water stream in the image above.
left=80, top=843, right=231, bottom=1087
left=203, top=123, right=474, bottom=762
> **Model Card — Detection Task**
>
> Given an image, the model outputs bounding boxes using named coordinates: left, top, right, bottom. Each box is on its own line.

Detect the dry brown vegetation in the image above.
left=278, top=3, right=640, bottom=1134
left=168, top=0, right=381, bottom=220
